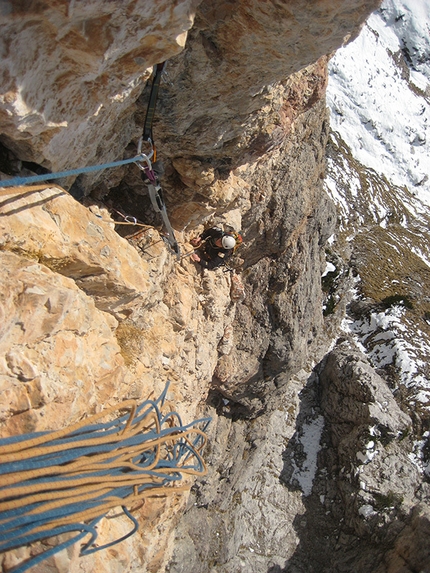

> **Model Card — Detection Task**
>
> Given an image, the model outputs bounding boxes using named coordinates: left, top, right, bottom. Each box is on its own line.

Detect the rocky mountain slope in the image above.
left=2, top=1, right=429, bottom=572
left=318, top=1, right=430, bottom=570
left=326, top=0, right=430, bottom=412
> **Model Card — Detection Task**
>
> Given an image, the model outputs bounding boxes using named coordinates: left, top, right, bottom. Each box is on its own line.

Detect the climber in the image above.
left=190, top=227, right=241, bottom=270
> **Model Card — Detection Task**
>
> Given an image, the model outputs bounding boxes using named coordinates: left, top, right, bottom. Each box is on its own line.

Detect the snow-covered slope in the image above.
left=327, top=0, right=430, bottom=205
left=325, top=0, right=430, bottom=434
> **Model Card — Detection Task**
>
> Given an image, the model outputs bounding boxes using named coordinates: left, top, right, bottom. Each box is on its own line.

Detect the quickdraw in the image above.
left=134, top=142, right=180, bottom=256
left=137, top=63, right=180, bottom=256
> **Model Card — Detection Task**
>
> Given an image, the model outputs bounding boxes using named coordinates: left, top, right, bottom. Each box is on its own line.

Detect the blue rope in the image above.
left=5, top=526, right=94, bottom=573
left=0, top=154, right=146, bottom=188
left=80, top=507, right=138, bottom=556
left=0, top=382, right=210, bottom=572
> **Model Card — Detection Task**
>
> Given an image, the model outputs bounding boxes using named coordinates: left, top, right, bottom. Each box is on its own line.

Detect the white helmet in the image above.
left=222, top=234, right=236, bottom=250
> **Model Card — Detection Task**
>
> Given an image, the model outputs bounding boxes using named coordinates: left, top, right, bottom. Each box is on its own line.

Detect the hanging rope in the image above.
left=142, top=62, right=166, bottom=157
left=0, top=154, right=149, bottom=189
left=136, top=63, right=181, bottom=256
left=0, top=382, right=210, bottom=573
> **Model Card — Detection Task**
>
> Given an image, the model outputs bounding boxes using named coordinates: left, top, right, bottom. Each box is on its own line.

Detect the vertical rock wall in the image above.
left=0, top=0, right=198, bottom=172
left=0, top=1, right=387, bottom=573
left=155, top=0, right=382, bottom=162
left=0, top=0, right=380, bottom=187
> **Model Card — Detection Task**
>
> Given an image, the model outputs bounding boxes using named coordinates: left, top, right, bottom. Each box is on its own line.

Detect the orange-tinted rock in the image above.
left=0, top=185, right=151, bottom=314
left=0, top=250, right=128, bottom=433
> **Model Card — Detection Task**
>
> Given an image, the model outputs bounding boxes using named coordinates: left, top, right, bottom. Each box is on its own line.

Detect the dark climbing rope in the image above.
left=142, top=62, right=166, bottom=156
left=136, top=63, right=180, bottom=256
left=0, top=382, right=210, bottom=573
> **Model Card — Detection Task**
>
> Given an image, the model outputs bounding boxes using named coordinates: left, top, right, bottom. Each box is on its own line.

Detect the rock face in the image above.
left=0, top=249, right=124, bottom=434
left=5, top=2, right=423, bottom=573
left=0, top=0, right=380, bottom=189
left=277, top=340, right=430, bottom=573
left=168, top=340, right=429, bottom=573
left=155, top=0, right=382, bottom=165
left=166, top=372, right=313, bottom=573
left=0, top=186, right=242, bottom=572
left=0, top=185, right=152, bottom=315
left=209, top=95, right=335, bottom=414
left=0, top=0, right=198, bottom=176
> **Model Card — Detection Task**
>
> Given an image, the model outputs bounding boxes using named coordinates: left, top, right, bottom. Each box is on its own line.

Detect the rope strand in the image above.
left=0, top=154, right=148, bottom=189
left=0, top=382, right=210, bottom=572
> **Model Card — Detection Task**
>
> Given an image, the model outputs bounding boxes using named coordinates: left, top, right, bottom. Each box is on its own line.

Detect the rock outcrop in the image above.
left=0, top=249, right=124, bottom=434
left=154, top=0, right=382, bottom=166
left=0, top=185, right=152, bottom=315
left=0, top=0, right=198, bottom=176
left=0, top=186, right=241, bottom=572
left=277, top=340, right=430, bottom=573
left=167, top=339, right=430, bottom=573
left=4, top=1, right=419, bottom=573
left=1, top=0, right=380, bottom=190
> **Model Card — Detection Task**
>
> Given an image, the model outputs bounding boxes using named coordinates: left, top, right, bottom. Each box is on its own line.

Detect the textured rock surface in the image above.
left=167, top=373, right=310, bottom=573
left=208, top=94, right=336, bottom=414
left=277, top=340, right=430, bottom=573
left=168, top=339, right=429, bottom=573
left=0, top=0, right=198, bottom=178
left=0, top=185, right=153, bottom=315
left=2, top=1, right=412, bottom=573
left=154, top=0, right=382, bottom=166
left=0, top=249, right=125, bottom=434
left=0, top=185, right=247, bottom=572
left=0, top=0, right=380, bottom=192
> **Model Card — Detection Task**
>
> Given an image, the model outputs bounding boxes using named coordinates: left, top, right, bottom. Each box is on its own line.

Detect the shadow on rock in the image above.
left=276, top=340, right=430, bottom=573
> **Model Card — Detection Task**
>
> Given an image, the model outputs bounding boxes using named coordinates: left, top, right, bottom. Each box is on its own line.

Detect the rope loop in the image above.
left=0, top=382, right=210, bottom=572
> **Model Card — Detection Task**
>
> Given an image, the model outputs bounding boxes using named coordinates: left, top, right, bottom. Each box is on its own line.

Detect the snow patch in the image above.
left=357, top=440, right=379, bottom=464
left=408, top=431, right=430, bottom=477
left=322, top=262, right=336, bottom=277
left=359, top=504, right=377, bottom=519
left=290, top=416, right=325, bottom=496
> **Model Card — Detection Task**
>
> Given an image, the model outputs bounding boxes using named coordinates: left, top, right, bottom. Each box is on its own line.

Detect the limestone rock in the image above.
left=206, top=97, right=337, bottom=414
left=311, top=340, right=429, bottom=572
left=0, top=0, right=199, bottom=183
left=0, top=250, right=128, bottom=435
left=0, top=1, right=392, bottom=573
left=229, top=273, right=245, bottom=303
left=172, top=157, right=216, bottom=190
left=0, top=245, right=239, bottom=573
left=0, top=0, right=381, bottom=196
left=320, top=341, right=411, bottom=439
left=167, top=376, right=309, bottom=573
left=376, top=503, right=430, bottom=573
left=0, top=185, right=153, bottom=315
left=155, top=0, right=382, bottom=164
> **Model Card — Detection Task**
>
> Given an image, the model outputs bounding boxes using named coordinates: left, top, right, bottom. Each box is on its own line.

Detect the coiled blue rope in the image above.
left=0, top=382, right=210, bottom=572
